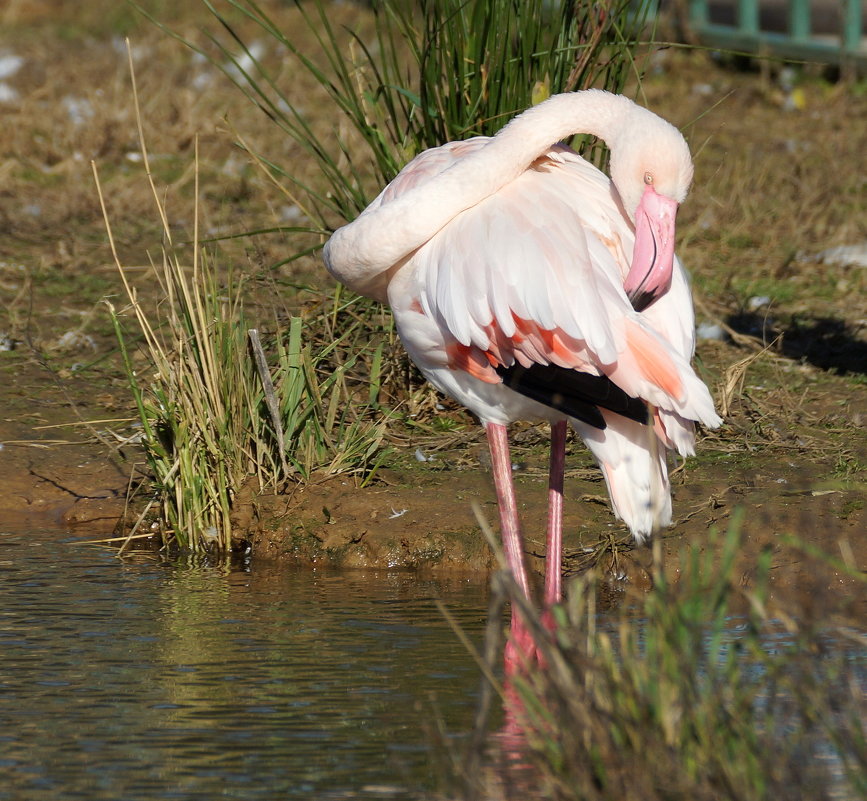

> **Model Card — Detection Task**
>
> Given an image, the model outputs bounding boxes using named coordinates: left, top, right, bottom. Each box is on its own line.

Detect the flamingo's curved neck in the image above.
left=324, top=90, right=634, bottom=295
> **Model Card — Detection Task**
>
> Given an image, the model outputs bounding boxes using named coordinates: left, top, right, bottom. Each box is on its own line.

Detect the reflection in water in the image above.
left=0, top=531, right=490, bottom=800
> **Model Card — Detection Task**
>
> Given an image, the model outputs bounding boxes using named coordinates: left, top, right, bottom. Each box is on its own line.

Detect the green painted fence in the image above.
left=685, top=0, right=866, bottom=67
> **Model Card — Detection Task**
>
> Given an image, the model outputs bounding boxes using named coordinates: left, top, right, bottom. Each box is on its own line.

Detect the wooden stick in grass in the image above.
left=248, top=328, right=292, bottom=479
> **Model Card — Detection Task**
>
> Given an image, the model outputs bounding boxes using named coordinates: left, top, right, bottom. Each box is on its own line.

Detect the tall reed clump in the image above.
left=93, top=49, right=387, bottom=552
left=104, top=244, right=260, bottom=553
left=98, top=184, right=387, bottom=552
left=465, top=520, right=866, bottom=800
left=152, top=0, right=652, bottom=238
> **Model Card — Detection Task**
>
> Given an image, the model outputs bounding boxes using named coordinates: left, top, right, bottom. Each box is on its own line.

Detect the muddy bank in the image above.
left=0, top=360, right=131, bottom=531
left=3, top=360, right=862, bottom=623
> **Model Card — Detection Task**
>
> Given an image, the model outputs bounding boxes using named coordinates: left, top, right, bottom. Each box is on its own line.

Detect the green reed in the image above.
left=104, top=240, right=388, bottom=553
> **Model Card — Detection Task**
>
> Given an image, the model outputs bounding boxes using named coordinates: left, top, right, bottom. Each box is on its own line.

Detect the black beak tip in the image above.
left=628, top=288, right=658, bottom=313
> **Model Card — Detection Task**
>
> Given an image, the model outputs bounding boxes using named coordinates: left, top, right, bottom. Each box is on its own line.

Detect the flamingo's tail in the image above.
left=572, top=411, right=671, bottom=542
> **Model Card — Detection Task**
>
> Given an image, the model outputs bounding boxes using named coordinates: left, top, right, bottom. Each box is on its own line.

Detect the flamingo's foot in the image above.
left=503, top=614, right=552, bottom=676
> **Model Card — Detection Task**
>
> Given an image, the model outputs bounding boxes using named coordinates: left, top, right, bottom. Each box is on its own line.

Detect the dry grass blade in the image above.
left=718, top=339, right=779, bottom=418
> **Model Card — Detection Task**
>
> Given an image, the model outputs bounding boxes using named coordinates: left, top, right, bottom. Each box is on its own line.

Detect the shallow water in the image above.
left=0, top=530, right=490, bottom=800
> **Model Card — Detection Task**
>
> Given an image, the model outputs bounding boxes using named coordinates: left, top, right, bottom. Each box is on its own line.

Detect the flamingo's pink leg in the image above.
left=485, top=422, right=534, bottom=671
left=544, top=420, right=567, bottom=607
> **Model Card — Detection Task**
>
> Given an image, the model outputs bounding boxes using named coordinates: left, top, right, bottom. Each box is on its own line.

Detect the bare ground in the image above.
left=0, top=2, right=864, bottom=619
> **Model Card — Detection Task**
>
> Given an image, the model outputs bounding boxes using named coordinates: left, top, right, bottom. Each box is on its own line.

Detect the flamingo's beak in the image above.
left=624, top=185, right=679, bottom=312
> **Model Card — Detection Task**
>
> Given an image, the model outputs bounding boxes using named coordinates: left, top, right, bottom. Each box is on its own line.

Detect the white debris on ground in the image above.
left=62, top=96, right=94, bottom=126
left=0, top=53, right=23, bottom=79
left=54, top=331, right=98, bottom=351
left=747, top=295, right=772, bottom=310
left=225, top=40, right=267, bottom=79
left=696, top=321, right=726, bottom=342
left=280, top=205, right=304, bottom=222
left=800, top=243, right=867, bottom=269
left=110, top=37, right=151, bottom=61
left=0, top=51, right=23, bottom=103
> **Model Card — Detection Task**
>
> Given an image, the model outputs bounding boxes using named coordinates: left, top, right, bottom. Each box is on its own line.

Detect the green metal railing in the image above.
left=686, top=0, right=866, bottom=67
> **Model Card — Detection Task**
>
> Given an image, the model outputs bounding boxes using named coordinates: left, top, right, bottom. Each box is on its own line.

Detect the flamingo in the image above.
left=323, top=90, right=722, bottom=670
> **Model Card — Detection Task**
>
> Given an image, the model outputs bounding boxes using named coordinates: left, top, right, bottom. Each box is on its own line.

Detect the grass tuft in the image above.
left=91, top=46, right=388, bottom=552
left=463, top=517, right=866, bottom=800
left=98, top=172, right=388, bottom=552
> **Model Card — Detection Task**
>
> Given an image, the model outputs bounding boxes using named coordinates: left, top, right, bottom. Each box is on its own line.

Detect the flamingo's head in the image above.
left=609, top=113, right=693, bottom=312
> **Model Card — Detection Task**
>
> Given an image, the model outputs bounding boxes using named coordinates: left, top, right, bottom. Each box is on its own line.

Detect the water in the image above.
left=0, top=530, right=490, bottom=800
left=4, top=530, right=863, bottom=800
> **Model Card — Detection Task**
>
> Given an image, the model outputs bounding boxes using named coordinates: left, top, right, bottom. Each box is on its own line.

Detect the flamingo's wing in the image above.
left=413, top=147, right=624, bottom=356
left=375, top=139, right=493, bottom=205
left=405, top=146, right=718, bottom=433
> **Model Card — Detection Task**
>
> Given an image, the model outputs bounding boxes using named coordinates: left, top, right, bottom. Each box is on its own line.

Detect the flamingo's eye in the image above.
left=643, top=172, right=654, bottom=185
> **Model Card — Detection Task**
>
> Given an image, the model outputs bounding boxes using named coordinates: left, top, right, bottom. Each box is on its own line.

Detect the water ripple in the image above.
left=0, top=532, right=489, bottom=800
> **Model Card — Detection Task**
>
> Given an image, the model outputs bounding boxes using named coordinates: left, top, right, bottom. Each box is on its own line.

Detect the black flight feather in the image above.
left=495, top=362, right=649, bottom=430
